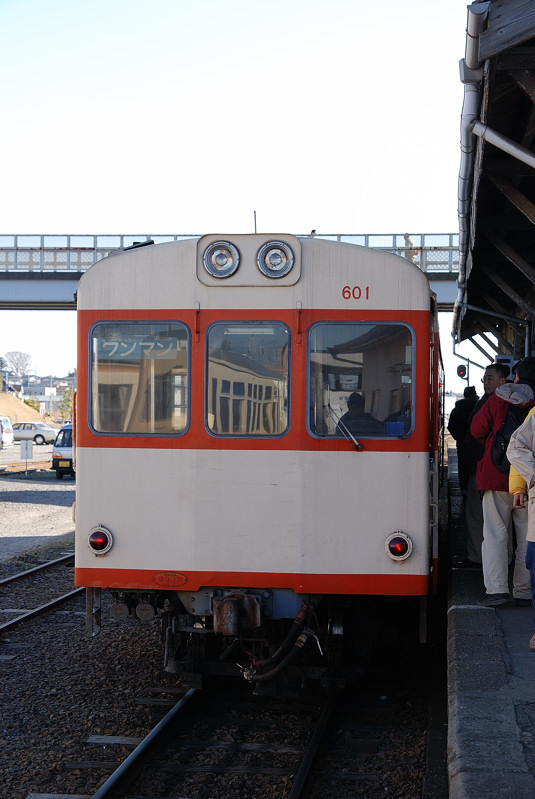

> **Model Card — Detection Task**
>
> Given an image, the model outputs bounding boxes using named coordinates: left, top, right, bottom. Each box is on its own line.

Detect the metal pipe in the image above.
left=458, top=83, right=481, bottom=227
left=526, top=325, right=532, bottom=357
left=458, top=302, right=532, bottom=327
left=454, top=2, right=489, bottom=333
left=465, top=2, right=490, bottom=70
left=471, top=122, right=535, bottom=170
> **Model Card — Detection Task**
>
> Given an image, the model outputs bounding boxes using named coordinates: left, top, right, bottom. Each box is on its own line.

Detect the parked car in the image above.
left=52, top=423, right=74, bottom=480
left=0, top=416, right=14, bottom=448
left=12, top=421, right=57, bottom=445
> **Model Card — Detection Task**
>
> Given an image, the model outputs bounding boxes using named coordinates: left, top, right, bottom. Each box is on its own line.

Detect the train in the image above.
left=74, top=233, right=443, bottom=693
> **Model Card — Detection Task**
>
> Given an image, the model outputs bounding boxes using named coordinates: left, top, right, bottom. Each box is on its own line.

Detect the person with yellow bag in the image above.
left=507, top=404, right=535, bottom=651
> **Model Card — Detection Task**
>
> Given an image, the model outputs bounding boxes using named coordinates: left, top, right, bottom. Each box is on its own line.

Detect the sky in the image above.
left=0, top=0, right=488, bottom=392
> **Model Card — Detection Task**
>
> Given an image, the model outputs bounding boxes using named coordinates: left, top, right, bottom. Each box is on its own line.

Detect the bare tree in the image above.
left=3, top=351, right=32, bottom=378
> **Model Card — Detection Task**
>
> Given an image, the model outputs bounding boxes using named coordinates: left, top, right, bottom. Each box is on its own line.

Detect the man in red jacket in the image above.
left=455, top=364, right=508, bottom=568
left=470, top=357, right=535, bottom=606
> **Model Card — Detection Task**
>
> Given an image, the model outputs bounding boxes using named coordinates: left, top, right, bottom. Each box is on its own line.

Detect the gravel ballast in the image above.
left=0, top=471, right=170, bottom=798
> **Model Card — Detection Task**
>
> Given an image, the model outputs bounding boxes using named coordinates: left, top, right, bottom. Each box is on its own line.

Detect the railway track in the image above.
left=38, top=685, right=366, bottom=799
left=84, top=686, right=340, bottom=799
left=35, top=661, right=438, bottom=799
left=1, top=549, right=446, bottom=799
left=0, top=552, right=83, bottom=632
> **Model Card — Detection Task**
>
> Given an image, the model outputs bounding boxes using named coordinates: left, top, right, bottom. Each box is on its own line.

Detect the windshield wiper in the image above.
left=325, top=404, right=362, bottom=450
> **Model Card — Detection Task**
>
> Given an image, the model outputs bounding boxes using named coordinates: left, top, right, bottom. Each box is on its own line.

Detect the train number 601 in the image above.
left=342, top=285, right=369, bottom=300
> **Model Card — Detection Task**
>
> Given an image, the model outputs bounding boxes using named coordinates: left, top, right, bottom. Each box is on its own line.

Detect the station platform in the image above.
left=447, top=448, right=535, bottom=798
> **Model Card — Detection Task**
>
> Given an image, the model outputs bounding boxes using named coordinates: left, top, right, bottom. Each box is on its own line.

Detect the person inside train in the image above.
left=336, top=392, right=383, bottom=436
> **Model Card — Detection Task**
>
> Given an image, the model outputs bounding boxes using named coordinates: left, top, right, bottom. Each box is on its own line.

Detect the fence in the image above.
left=0, top=233, right=459, bottom=274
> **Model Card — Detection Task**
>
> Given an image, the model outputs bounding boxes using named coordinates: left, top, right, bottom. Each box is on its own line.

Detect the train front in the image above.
left=74, top=234, right=440, bottom=691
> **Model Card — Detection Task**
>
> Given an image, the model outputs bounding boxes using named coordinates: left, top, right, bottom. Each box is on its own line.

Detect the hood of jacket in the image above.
left=495, top=382, right=535, bottom=405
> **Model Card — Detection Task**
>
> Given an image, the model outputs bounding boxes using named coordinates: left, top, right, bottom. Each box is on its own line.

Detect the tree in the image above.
left=58, top=387, right=73, bottom=421
left=24, top=397, right=40, bottom=413
left=4, top=351, right=32, bottom=378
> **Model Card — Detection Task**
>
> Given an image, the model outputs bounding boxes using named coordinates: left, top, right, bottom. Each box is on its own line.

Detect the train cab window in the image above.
left=90, top=322, right=189, bottom=434
left=206, top=322, right=290, bottom=436
left=308, top=322, right=413, bottom=438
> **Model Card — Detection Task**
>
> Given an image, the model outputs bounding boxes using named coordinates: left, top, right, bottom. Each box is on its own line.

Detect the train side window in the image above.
left=307, top=322, right=414, bottom=438
left=90, top=322, right=189, bottom=435
left=206, top=322, right=290, bottom=436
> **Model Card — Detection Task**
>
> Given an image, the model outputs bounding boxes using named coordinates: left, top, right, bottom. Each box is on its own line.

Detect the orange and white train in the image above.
left=74, top=234, right=442, bottom=692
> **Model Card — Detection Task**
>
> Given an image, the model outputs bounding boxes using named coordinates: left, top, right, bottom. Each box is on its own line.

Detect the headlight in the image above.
left=256, top=241, right=295, bottom=278
left=203, top=241, right=241, bottom=278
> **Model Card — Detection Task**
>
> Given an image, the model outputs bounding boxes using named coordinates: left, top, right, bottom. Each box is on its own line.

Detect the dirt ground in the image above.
left=0, top=471, right=75, bottom=563
left=0, top=391, right=58, bottom=425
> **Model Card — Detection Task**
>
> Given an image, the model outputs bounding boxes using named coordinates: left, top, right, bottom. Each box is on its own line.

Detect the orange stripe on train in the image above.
left=75, top=568, right=430, bottom=596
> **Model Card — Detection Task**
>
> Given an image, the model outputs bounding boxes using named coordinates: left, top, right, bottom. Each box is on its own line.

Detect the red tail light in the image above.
left=88, top=525, right=113, bottom=554
left=385, top=532, right=412, bottom=561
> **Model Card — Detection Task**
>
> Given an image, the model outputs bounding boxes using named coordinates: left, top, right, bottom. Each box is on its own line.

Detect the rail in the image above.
left=0, top=233, right=459, bottom=275
left=90, top=688, right=197, bottom=799
left=0, top=553, right=74, bottom=586
left=0, top=587, right=84, bottom=632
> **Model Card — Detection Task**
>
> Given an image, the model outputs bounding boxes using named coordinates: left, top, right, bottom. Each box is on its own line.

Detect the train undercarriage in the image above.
left=86, top=586, right=425, bottom=695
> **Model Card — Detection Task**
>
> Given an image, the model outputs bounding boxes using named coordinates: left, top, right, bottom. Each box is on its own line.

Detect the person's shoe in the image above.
left=453, top=558, right=482, bottom=570
left=477, top=593, right=511, bottom=607
left=529, top=634, right=535, bottom=652
left=514, top=598, right=532, bottom=607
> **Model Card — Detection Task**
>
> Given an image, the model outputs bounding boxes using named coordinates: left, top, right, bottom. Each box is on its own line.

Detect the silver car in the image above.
left=12, top=421, right=57, bottom=445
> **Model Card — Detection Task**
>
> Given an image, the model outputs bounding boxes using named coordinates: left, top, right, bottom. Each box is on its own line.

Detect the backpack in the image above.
left=491, top=404, right=531, bottom=474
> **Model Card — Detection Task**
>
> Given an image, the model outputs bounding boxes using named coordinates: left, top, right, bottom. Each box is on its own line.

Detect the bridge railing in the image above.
left=0, top=233, right=459, bottom=274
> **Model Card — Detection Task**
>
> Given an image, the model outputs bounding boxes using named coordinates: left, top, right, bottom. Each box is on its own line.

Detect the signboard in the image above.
left=20, top=439, right=33, bottom=461
left=98, top=338, right=178, bottom=361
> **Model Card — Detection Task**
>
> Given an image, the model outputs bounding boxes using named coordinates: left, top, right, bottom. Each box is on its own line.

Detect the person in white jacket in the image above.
left=507, top=407, right=535, bottom=651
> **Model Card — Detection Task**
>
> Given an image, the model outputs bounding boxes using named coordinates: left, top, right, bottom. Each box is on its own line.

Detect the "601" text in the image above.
left=342, top=285, right=370, bottom=300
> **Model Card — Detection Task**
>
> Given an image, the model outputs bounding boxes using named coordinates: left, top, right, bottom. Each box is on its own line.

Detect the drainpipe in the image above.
left=453, top=2, right=489, bottom=336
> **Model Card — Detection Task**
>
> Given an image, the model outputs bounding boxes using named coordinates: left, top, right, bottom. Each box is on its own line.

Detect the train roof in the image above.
left=77, top=234, right=433, bottom=313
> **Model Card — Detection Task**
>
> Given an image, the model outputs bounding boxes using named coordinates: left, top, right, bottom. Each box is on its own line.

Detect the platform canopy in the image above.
left=454, top=0, right=535, bottom=362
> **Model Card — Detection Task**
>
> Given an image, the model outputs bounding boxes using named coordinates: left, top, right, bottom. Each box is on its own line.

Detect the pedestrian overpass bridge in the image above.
left=0, top=232, right=459, bottom=310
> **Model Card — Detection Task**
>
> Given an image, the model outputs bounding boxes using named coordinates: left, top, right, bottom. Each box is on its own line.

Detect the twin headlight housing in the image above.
left=203, top=239, right=295, bottom=279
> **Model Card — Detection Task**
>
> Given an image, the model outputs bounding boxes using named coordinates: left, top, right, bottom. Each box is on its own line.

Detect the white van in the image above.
left=0, top=416, right=14, bottom=448
left=52, top=423, right=74, bottom=479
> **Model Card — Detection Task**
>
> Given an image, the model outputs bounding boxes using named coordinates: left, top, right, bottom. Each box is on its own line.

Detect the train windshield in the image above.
left=308, top=322, right=413, bottom=438
left=206, top=322, right=290, bottom=436
left=90, top=322, right=189, bottom=434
